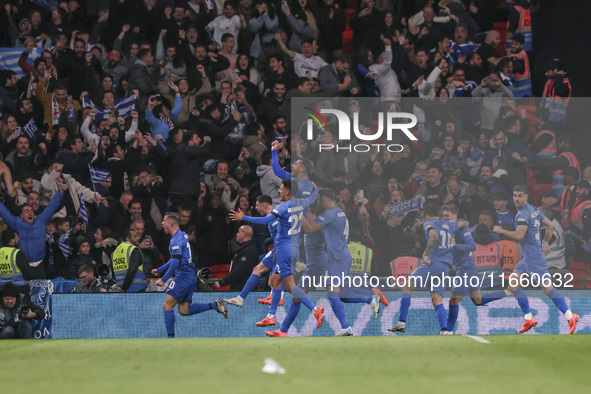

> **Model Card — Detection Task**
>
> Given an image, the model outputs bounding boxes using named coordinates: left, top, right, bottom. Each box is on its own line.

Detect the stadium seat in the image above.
left=390, top=256, right=421, bottom=288
left=498, top=240, right=522, bottom=281
left=210, top=264, right=231, bottom=291
left=569, top=261, right=591, bottom=289
left=493, top=22, right=507, bottom=53
left=525, top=168, right=553, bottom=206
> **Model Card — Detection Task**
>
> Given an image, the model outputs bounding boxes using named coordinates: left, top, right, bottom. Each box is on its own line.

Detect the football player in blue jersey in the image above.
left=483, top=185, right=579, bottom=334
left=151, top=213, right=227, bottom=338
left=286, top=189, right=380, bottom=337
left=224, top=195, right=279, bottom=310
left=440, top=204, right=483, bottom=334
left=230, top=179, right=324, bottom=336
left=254, top=140, right=316, bottom=320
left=389, top=203, right=469, bottom=334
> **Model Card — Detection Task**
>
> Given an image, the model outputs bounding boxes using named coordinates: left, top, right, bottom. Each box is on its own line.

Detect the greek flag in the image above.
left=35, top=0, right=58, bottom=12
left=0, top=47, right=41, bottom=79
left=89, top=165, right=110, bottom=183
left=22, top=118, right=38, bottom=139
left=58, top=229, right=72, bottom=259
left=79, top=194, right=88, bottom=226
left=81, top=93, right=136, bottom=120
left=387, top=197, right=422, bottom=218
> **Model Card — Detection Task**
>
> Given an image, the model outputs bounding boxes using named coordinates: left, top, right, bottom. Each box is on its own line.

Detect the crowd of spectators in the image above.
left=0, top=0, right=589, bottom=317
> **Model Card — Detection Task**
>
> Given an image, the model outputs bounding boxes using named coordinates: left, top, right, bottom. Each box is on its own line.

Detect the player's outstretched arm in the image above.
left=271, top=149, right=290, bottom=180
left=231, top=209, right=276, bottom=225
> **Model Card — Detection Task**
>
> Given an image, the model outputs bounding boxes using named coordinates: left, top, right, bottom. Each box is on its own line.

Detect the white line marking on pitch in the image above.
left=465, top=335, right=491, bottom=344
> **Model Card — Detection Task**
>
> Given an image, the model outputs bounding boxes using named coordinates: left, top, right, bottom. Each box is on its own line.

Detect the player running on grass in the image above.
left=152, top=213, right=227, bottom=338
left=230, top=180, right=325, bottom=330
left=479, top=185, right=579, bottom=334
left=389, top=203, right=469, bottom=334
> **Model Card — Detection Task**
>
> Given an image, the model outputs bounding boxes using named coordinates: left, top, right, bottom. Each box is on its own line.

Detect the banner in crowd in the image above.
left=29, top=279, right=53, bottom=339
left=81, top=93, right=136, bottom=120
left=50, top=291, right=591, bottom=339
left=0, top=47, right=42, bottom=79
left=387, top=198, right=422, bottom=218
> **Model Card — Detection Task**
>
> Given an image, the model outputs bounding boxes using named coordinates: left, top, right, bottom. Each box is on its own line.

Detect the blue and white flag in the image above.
left=35, top=0, right=58, bottom=12
left=79, top=194, right=88, bottom=226
left=0, top=47, right=41, bottom=79
left=22, top=118, right=39, bottom=139
left=58, top=229, right=72, bottom=259
left=89, top=165, right=110, bottom=183
left=387, top=197, right=422, bottom=218
left=81, top=93, right=136, bottom=120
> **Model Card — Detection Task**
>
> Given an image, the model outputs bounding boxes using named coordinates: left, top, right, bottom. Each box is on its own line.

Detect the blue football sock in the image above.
left=447, top=304, right=459, bottom=331
left=291, top=286, right=315, bottom=311
left=340, top=287, right=374, bottom=298
left=328, top=291, right=350, bottom=329
left=481, top=290, right=509, bottom=305
left=269, top=288, right=282, bottom=315
left=280, top=301, right=301, bottom=332
left=164, top=310, right=175, bottom=337
left=435, top=304, right=447, bottom=331
left=341, top=297, right=372, bottom=304
left=281, top=282, right=285, bottom=291
left=548, top=288, right=568, bottom=314
left=239, top=274, right=261, bottom=299
left=188, top=302, right=215, bottom=315
left=399, top=294, right=411, bottom=322
left=340, top=287, right=374, bottom=304
left=512, top=288, right=530, bottom=315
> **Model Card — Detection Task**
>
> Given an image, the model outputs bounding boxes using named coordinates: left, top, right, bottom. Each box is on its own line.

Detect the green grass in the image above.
left=2, top=336, right=591, bottom=394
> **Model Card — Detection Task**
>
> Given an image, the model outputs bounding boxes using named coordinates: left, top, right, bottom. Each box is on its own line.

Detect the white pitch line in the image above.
left=465, top=335, right=491, bottom=344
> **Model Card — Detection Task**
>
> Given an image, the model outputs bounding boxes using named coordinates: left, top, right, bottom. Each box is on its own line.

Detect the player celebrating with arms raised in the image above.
left=483, top=185, right=579, bottom=334
left=230, top=179, right=323, bottom=334
left=152, top=213, right=228, bottom=338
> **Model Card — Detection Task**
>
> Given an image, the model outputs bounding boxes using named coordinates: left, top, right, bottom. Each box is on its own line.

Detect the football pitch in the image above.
left=2, top=335, right=590, bottom=394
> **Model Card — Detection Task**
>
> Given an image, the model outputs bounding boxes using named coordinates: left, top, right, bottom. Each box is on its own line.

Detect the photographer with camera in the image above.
left=0, top=282, right=45, bottom=339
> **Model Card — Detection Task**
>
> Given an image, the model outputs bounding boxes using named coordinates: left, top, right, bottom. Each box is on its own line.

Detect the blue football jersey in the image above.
left=424, top=219, right=459, bottom=265
left=169, top=229, right=196, bottom=276
left=314, top=207, right=350, bottom=261
left=514, top=204, right=546, bottom=262
left=271, top=150, right=314, bottom=198
left=453, top=226, right=476, bottom=269
left=268, top=217, right=279, bottom=242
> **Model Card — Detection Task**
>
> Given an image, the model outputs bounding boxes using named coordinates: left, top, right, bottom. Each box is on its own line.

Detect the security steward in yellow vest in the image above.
left=0, top=229, right=33, bottom=294
left=112, top=229, right=146, bottom=292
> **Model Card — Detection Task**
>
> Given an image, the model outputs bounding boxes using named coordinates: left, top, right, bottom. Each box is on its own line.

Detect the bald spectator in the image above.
left=214, top=225, right=258, bottom=291
left=477, top=30, right=504, bottom=70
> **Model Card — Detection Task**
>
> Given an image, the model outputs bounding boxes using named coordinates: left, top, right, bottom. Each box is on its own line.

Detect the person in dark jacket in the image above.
left=214, top=225, right=259, bottom=291
left=0, top=282, right=45, bottom=339
left=128, top=49, right=160, bottom=112
left=168, top=130, right=212, bottom=210
left=93, top=132, right=142, bottom=199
